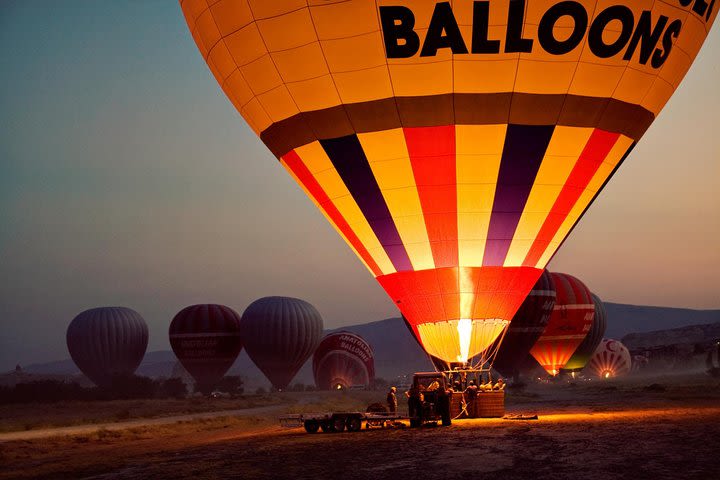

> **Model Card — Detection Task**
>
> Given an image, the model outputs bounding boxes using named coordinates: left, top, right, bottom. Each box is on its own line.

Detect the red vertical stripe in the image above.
left=404, top=126, right=459, bottom=269
left=523, top=129, right=620, bottom=267
left=282, top=150, right=383, bottom=277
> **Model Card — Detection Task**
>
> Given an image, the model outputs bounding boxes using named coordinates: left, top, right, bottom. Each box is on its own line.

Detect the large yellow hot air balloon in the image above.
left=179, top=0, right=716, bottom=364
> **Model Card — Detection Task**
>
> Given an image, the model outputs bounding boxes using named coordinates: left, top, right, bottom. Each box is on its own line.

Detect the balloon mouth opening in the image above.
left=416, top=318, right=509, bottom=364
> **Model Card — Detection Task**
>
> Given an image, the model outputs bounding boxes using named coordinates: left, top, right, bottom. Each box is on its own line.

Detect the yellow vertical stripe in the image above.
left=358, top=129, right=435, bottom=271
left=535, top=135, right=634, bottom=267
left=280, top=157, right=374, bottom=276
left=294, top=142, right=397, bottom=275
left=456, top=124, right=506, bottom=267
left=503, top=126, right=594, bottom=267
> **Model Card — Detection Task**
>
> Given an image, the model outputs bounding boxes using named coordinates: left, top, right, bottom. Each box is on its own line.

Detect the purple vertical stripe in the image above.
left=320, top=135, right=413, bottom=272
left=483, top=124, right=555, bottom=266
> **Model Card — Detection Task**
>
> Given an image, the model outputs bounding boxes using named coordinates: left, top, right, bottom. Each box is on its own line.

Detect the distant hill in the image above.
left=622, top=322, right=720, bottom=350
left=18, top=303, right=720, bottom=387
left=603, top=303, right=719, bottom=338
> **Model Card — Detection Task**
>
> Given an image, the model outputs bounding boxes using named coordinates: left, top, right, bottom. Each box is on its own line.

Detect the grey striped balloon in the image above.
left=241, top=297, right=323, bottom=390
left=66, top=307, right=148, bottom=387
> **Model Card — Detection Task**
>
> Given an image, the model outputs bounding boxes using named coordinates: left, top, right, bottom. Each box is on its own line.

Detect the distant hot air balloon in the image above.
left=529, top=273, right=594, bottom=375
left=180, top=1, right=716, bottom=365
left=313, top=332, right=375, bottom=390
left=492, top=270, right=556, bottom=378
left=66, top=307, right=148, bottom=387
left=169, top=304, right=243, bottom=392
left=589, top=339, right=632, bottom=378
left=241, top=296, right=323, bottom=390
left=562, top=293, right=608, bottom=373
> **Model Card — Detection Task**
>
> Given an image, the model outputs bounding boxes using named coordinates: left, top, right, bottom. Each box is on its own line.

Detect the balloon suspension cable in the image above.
left=470, top=321, right=511, bottom=372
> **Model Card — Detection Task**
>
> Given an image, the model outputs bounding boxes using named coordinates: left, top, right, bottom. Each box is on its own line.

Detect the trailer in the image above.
left=279, top=411, right=408, bottom=433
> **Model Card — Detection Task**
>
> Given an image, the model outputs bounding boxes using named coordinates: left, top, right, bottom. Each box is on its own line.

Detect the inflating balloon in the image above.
left=180, top=0, right=716, bottom=364
left=169, top=304, right=243, bottom=392
left=492, top=270, right=556, bottom=378
left=589, top=338, right=632, bottom=378
left=313, top=332, right=375, bottom=390
left=562, top=292, right=607, bottom=372
left=241, top=296, right=323, bottom=390
left=530, top=272, right=594, bottom=375
left=66, top=307, right=148, bottom=387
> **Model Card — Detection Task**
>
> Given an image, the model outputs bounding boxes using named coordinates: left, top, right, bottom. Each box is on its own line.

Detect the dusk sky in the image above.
left=1, top=1, right=718, bottom=370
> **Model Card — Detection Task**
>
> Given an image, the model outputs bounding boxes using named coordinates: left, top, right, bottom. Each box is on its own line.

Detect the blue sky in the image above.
left=1, top=1, right=718, bottom=369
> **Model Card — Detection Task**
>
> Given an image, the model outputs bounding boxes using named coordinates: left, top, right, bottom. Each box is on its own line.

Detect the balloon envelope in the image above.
left=589, top=339, right=632, bottom=378
left=241, top=296, right=323, bottom=389
left=169, top=304, right=243, bottom=392
left=562, top=293, right=608, bottom=372
left=530, top=273, right=594, bottom=375
left=180, top=1, right=716, bottom=364
left=313, top=332, right=375, bottom=390
left=66, top=307, right=148, bottom=387
left=492, top=270, right=556, bottom=378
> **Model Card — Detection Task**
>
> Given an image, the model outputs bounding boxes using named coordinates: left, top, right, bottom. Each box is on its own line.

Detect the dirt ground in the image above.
left=1, top=373, right=719, bottom=480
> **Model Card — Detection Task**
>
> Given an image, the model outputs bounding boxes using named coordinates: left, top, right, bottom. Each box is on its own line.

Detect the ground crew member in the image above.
left=465, top=380, right=479, bottom=417
left=387, top=386, right=398, bottom=414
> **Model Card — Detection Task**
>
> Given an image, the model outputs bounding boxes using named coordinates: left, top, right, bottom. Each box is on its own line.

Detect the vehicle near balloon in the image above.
left=241, top=296, right=323, bottom=390
left=530, top=273, right=595, bottom=376
left=588, top=339, right=632, bottom=378
left=179, top=0, right=716, bottom=378
left=313, top=331, right=375, bottom=390
left=491, top=270, right=556, bottom=380
left=66, top=307, right=148, bottom=387
left=561, top=292, right=608, bottom=374
left=169, top=304, right=243, bottom=393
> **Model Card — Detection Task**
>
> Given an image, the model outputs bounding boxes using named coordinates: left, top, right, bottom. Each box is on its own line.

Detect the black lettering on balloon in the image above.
left=679, top=0, right=693, bottom=6
left=651, top=19, right=682, bottom=68
left=380, top=6, right=420, bottom=58
left=706, top=0, right=716, bottom=21
left=538, top=1, right=588, bottom=55
left=471, top=1, right=500, bottom=53
left=420, top=1, right=469, bottom=57
left=693, top=0, right=709, bottom=17
left=588, top=5, right=635, bottom=58
left=623, top=11, right=668, bottom=64
left=506, top=0, right=533, bottom=53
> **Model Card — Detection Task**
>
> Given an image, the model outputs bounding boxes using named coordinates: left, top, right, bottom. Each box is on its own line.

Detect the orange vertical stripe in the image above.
left=523, top=129, right=620, bottom=267
left=282, top=150, right=383, bottom=277
left=404, top=126, right=459, bottom=269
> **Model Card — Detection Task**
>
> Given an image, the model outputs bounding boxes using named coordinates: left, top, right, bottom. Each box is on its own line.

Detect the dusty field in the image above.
left=1, top=374, right=719, bottom=480
left=0, top=395, right=288, bottom=433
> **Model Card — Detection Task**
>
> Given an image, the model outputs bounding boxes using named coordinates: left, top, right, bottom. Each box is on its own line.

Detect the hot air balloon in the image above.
left=241, top=296, right=323, bottom=390
left=562, top=292, right=608, bottom=373
left=169, top=304, right=243, bottom=392
left=179, top=1, right=716, bottom=365
left=66, top=307, right=148, bottom=387
left=529, top=273, right=594, bottom=375
left=313, top=332, right=375, bottom=390
left=492, top=270, right=556, bottom=379
left=588, top=338, right=632, bottom=378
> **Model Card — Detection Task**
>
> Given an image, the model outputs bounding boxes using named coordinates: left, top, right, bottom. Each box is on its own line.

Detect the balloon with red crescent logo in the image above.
left=588, top=338, right=632, bottom=378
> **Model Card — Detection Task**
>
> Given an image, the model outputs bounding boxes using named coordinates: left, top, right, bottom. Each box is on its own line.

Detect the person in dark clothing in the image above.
left=465, top=380, right=479, bottom=417
left=387, top=386, right=398, bottom=414
left=406, top=386, right=424, bottom=427
left=438, top=385, right=453, bottom=426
